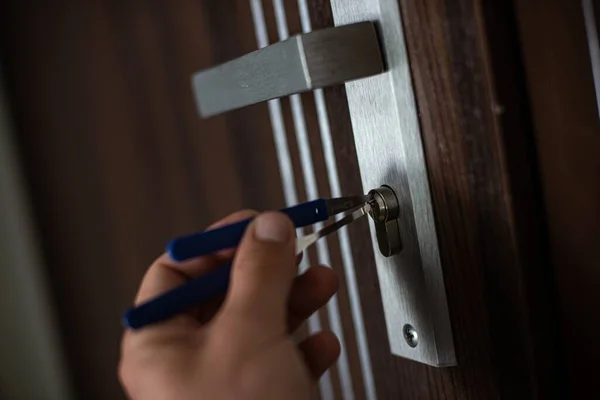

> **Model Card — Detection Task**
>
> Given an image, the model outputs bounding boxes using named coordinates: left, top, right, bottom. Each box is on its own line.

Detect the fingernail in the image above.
left=254, top=213, right=291, bottom=243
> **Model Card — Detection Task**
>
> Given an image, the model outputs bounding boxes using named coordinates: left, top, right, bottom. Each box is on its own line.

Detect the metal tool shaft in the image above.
left=296, top=204, right=370, bottom=254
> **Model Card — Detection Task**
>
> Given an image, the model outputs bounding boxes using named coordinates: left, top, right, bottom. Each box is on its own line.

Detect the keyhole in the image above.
left=367, top=185, right=402, bottom=257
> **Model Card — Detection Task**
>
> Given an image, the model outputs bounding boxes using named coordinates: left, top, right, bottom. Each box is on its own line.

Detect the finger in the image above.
left=163, top=209, right=259, bottom=278
left=133, top=209, right=258, bottom=307
left=288, top=266, right=338, bottom=332
left=219, top=212, right=296, bottom=334
left=298, top=331, right=341, bottom=379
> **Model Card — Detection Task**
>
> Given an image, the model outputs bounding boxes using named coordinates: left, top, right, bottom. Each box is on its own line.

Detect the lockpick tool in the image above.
left=123, top=195, right=372, bottom=329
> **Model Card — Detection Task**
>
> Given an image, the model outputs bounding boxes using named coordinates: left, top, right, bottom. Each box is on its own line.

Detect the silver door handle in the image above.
left=192, top=21, right=384, bottom=118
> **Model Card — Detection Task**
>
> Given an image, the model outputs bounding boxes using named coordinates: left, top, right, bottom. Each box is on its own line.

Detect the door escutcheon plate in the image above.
left=331, top=0, right=456, bottom=366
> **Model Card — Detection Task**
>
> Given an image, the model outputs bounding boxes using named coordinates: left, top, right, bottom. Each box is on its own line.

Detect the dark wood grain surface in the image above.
left=390, top=0, right=564, bottom=397
left=514, top=0, right=600, bottom=397
left=309, top=0, right=566, bottom=398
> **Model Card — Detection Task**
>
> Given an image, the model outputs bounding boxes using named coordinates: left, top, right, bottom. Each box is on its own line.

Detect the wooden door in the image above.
left=1, top=0, right=598, bottom=399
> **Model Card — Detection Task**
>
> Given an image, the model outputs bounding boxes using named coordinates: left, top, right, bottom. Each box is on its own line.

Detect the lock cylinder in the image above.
left=367, top=186, right=402, bottom=257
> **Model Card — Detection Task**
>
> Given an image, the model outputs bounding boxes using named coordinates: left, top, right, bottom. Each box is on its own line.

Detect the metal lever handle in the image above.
left=192, top=21, right=383, bottom=118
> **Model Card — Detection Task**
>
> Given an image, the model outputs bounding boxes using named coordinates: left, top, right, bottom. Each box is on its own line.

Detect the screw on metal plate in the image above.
left=367, top=185, right=402, bottom=257
left=403, top=324, right=418, bottom=347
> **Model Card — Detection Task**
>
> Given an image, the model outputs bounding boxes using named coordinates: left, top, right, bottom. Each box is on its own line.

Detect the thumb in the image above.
left=219, top=212, right=297, bottom=334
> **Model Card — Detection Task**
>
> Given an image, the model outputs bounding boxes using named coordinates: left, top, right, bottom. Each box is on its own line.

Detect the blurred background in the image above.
left=0, top=1, right=292, bottom=398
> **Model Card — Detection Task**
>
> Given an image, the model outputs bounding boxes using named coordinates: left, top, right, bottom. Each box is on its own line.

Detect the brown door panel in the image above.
left=2, top=0, right=596, bottom=398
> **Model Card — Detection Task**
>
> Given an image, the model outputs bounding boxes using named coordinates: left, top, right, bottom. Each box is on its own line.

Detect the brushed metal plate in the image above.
left=331, top=0, right=456, bottom=366
left=192, top=22, right=383, bottom=118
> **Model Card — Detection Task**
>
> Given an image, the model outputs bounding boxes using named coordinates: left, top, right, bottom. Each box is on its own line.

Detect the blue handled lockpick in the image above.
left=123, top=195, right=371, bottom=329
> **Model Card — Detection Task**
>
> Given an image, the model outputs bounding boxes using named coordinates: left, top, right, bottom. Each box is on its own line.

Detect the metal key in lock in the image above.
left=368, top=185, right=402, bottom=257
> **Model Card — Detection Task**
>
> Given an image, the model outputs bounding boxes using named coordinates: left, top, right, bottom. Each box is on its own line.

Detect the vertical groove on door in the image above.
left=249, top=1, right=330, bottom=399
left=582, top=0, right=600, bottom=115
left=271, top=0, right=353, bottom=397
left=297, top=1, right=377, bottom=398
left=256, top=2, right=328, bottom=398
left=252, top=0, right=381, bottom=398
left=273, top=6, right=353, bottom=400
left=272, top=6, right=337, bottom=396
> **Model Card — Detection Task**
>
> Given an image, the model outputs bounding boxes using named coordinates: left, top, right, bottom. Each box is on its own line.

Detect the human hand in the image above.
left=119, top=210, right=340, bottom=400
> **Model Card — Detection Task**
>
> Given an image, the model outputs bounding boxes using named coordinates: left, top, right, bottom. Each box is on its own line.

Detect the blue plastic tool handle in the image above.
left=167, top=198, right=329, bottom=262
left=123, top=263, right=232, bottom=329
left=123, top=199, right=329, bottom=330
